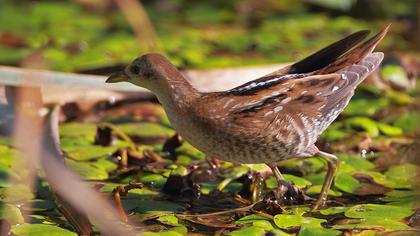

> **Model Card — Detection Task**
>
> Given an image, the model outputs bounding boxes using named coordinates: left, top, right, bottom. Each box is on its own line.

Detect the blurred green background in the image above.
left=0, top=0, right=418, bottom=72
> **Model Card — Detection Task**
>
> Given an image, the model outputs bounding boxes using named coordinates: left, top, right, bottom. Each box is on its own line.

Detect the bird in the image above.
left=106, top=25, right=389, bottom=210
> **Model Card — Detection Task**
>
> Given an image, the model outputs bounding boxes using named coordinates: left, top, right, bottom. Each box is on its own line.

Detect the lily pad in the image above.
left=333, top=217, right=411, bottom=231
left=266, top=175, right=312, bottom=189
left=65, top=159, right=109, bottom=180
left=298, top=226, right=340, bottom=236
left=337, top=154, right=375, bottom=170
left=273, top=214, right=325, bottom=229
left=306, top=185, right=342, bottom=197
left=63, top=145, right=116, bottom=161
left=0, top=204, right=25, bottom=225
left=117, top=122, right=174, bottom=137
left=345, top=204, right=414, bottom=221
left=377, top=123, right=403, bottom=136
left=394, top=112, right=420, bottom=134
left=385, top=163, right=419, bottom=184
left=345, top=117, right=379, bottom=137
left=236, top=214, right=275, bottom=230
left=319, top=207, right=348, bottom=215
left=227, top=226, right=266, bottom=236
left=157, top=215, right=180, bottom=226
left=0, top=184, right=34, bottom=203
left=343, top=98, right=389, bottom=116
left=334, top=172, right=362, bottom=194
left=59, top=123, right=96, bottom=138
left=11, top=224, right=77, bottom=236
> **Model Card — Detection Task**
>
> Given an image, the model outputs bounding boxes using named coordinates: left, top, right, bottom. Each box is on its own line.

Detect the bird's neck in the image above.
left=153, top=64, right=200, bottom=112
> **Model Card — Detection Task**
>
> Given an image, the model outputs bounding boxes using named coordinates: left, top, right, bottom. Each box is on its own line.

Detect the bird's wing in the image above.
left=200, top=53, right=383, bottom=149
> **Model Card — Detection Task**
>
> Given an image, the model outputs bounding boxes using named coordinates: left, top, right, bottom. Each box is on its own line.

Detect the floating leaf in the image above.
left=11, top=224, right=77, bottom=236
left=0, top=204, right=25, bottom=225
left=63, top=145, right=116, bottom=161
left=117, top=122, right=174, bottom=137
left=345, top=204, right=414, bottom=221
left=319, top=207, right=348, bottom=215
left=59, top=123, right=96, bottom=138
left=337, top=154, right=375, bottom=170
left=266, top=175, right=312, bottom=189
left=1, top=184, right=34, bottom=203
left=157, top=215, right=180, bottom=226
left=299, top=226, right=340, bottom=236
left=343, top=98, right=389, bottom=116
left=334, top=172, right=362, bottom=193
left=385, top=163, right=419, bottom=184
left=334, top=217, right=411, bottom=231
left=227, top=226, right=266, bottom=236
left=274, top=214, right=325, bottom=229
left=65, top=159, right=108, bottom=180
left=378, top=123, right=403, bottom=136
left=394, top=112, right=420, bottom=134
left=306, top=185, right=342, bottom=197
left=345, top=117, right=379, bottom=137
left=381, top=64, right=411, bottom=90
left=140, top=173, right=167, bottom=189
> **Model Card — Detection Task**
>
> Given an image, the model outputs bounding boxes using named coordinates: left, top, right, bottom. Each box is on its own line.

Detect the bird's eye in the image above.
left=130, top=65, right=140, bottom=74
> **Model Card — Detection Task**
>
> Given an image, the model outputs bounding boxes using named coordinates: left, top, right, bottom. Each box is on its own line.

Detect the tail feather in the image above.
left=318, top=24, right=390, bottom=74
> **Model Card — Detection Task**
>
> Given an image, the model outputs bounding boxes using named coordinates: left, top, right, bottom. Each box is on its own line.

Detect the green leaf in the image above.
left=306, top=185, right=342, bottom=197
left=299, top=226, right=340, bottom=236
left=345, top=204, right=414, bottom=221
left=343, top=98, right=389, bottom=116
left=273, top=214, right=325, bottom=229
left=140, top=173, right=167, bottom=189
left=63, top=145, right=116, bottom=161
left=157, top=215, right=179, bottom=226
left=334, top=172, right=362, bottom=193
left=385, top=163, right=419, bottom=183
left=117, top=122, right=174, bottom=137
left=65, top=159, right=109, bottom=180
left=1, top=184, right=34, bottom=203
left=381, top=64, right=410, bottom=89
left=236, top=214, right=274, bottom=230
left=266, top=175, right=312, bottom=189
left=11, top=224, right=77, bottom=236
left=345, top=117, right=379, bottom=137
left=333, top=217, right=411, bottom=231
left=319, top=207, right=348, bottom=215
left=0, top=204, right=25, bottom=225
left=59, top=123, right=96, bottom=138
left=227, top=226, right=266, bottom=236
left=394, top=112, right=420, bottom=134
left=337, top=154, right=374, bottom=170
left=377, top=123, right=403, bottom=136
left=236, top=214, right=270, bottom=224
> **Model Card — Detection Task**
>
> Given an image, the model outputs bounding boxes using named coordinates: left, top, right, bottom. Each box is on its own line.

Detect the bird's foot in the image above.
left=270, top=180, right=307, bottom=206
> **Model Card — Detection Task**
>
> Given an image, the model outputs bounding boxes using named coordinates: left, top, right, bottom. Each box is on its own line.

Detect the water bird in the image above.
left=107, top=25, right=389, bottom=210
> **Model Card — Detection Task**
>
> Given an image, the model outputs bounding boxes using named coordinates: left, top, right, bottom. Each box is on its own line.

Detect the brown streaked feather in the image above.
left=264, top=29, right=371, bottom=77
left=317, top=24, right=390, bottom=74
left=195, top=52, right=384, bottom=152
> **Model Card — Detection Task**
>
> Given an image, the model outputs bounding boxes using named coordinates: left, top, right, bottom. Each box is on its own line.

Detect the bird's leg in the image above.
left=312, top=151, right=339, bottom=211
left=268, top=163, right=289, bottom=199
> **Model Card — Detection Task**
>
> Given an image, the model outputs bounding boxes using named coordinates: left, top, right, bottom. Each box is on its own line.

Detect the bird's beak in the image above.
left=106, top=71, right=129, bottom=83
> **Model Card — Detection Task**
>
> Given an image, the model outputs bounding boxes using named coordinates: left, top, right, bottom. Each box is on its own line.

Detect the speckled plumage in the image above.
left=106, top=25, right=390, bottom=210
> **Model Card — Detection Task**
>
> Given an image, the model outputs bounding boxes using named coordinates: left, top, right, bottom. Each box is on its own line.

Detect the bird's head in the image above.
left=106, top=53, right=168, bottom=91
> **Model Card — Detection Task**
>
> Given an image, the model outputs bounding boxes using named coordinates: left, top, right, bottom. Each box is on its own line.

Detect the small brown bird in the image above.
left=107, top=26, right=389, bottom=210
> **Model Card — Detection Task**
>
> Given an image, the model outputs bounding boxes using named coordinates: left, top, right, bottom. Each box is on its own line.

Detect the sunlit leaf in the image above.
left=227, top=226, right=266, bottom=236
left=11, top=224, right=77, bottom=236
left=345, top=204, right=414, bottom=221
